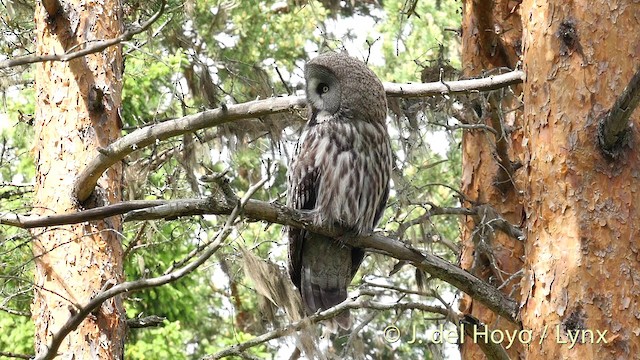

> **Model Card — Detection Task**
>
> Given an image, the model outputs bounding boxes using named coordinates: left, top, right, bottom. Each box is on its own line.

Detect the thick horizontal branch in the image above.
left=73, top=96, right=306, bottom=201
left=598, top=67, right=640, bottom=157
left=0, top=0, right=166, bottom=70
left=74, top=70, right=524, bottom=202
left=0, top=200, right=166, bottom=228
left=383, top=70, right=525, bottom=98
left=131, top=198, right=518, bottom=322
left=4, top=195, right=519, bottom=323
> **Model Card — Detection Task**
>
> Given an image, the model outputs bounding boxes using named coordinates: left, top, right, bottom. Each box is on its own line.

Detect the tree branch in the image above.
left=73, top=95, right=306, bottom=201
left=487, top=94, right=517, bottom=194
left=395, top=204, right=476, bottom=238
left=73, top=70, right=524, bottom=202
left=0, top=0, right=166, bottom=70
left=598, top=67, right=640, bottom=158
left=140, top=198, right=519, bottom=322
left=0, top=352, right=33, bottom=360
left=4, top=195, right=519, bottom=323
left=0, top=200, right=166, bottom=228
left=33, top=199, right=241, bottom=360
left=475, top=204, right=525, bottom=242
left=207, top=296, right=453, bottom=360
left=461, top=315, right=511, bottom=360
left=0, top=305, right=30, bottom=317
left=126, top=315, right=166, bottom=329
left=384, top=70, right=525, bottom=98
left=432, top=121, right=499, bottom=135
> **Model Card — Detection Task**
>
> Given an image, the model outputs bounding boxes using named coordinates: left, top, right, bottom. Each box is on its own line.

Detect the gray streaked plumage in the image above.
left=286, top=52, right=392, bottom=328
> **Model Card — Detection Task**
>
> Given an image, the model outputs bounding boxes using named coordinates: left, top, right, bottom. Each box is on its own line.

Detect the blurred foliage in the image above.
left=0, top=0, right=469, bottom=358
left=0, top=315, right=34, bottom=354
left=377, top=0, right=462, bottom=82
left=121, top=51, right=189, bottom=125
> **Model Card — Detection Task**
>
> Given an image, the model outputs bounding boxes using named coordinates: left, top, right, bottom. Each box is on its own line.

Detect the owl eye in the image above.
left=317, top=83, right=330, bottom=94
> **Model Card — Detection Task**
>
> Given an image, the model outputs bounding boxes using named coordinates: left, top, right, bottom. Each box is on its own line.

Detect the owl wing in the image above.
left=348, top=179, right=389, bottom=278
left=288, top=129, right=391, bottom=284
left=286, top=129, right=320, bottom=289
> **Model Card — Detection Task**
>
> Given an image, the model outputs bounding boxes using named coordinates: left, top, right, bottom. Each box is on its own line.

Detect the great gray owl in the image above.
left=286, top=52, right=392, bottom=328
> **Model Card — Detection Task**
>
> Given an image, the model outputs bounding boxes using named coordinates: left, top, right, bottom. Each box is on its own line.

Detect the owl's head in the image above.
left=304, top=52, right=387, bottom=125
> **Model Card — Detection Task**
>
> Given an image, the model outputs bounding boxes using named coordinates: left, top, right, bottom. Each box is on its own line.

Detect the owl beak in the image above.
left=308, top=108, right=319, bottom=126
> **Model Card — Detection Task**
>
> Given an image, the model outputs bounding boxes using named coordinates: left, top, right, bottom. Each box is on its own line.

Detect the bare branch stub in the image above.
left=598, top=68, right=640, bottom=159
left=556, top=18, right=583, bottom=58
left=42, top=0, right=61, bottom=21
left=487, top=94, right=517, bottom=194
left=126, top=315, right=166, bottom=329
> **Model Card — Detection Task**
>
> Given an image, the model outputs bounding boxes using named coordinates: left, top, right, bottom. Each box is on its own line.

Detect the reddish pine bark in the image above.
left=520, top=0, right=640, bottom=358
left=459, top=0, right=525, bottom=358
left=32, top=0, right=125, bottom=358
left=461, top=0, right=640, bottom=359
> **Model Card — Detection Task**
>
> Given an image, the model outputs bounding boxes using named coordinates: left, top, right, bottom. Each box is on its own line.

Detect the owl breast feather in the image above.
left=305, top=118, right=391, bottom=234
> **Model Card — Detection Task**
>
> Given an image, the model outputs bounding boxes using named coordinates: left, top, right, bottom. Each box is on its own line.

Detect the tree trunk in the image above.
left=32, top=0, right=125, bottom=358
left=461, top=0, right=640, bottom=359
left=459, top=0, right=525, bottom=358
left=520, top=0, right=640, bottom=358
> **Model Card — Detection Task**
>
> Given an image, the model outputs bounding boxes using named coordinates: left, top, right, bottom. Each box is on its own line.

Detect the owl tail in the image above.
left=300, top=234, right=353, bottom=329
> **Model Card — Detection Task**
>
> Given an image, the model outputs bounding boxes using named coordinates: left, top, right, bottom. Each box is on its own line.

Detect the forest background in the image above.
left=4, top=0, right=637, bottom=359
